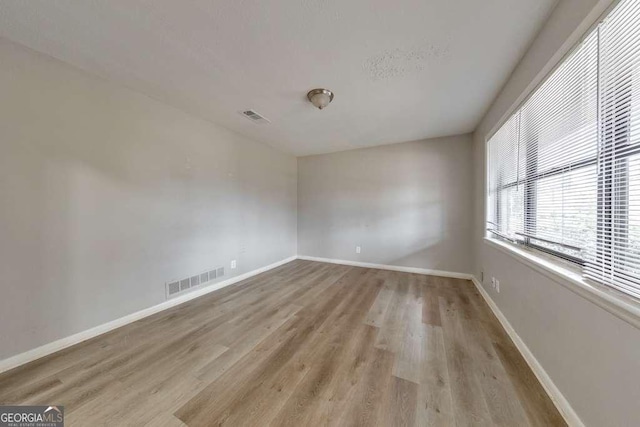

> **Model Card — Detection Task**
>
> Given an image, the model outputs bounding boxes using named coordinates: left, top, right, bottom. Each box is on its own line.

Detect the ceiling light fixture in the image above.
left=307, top=88, right=334, bottom=110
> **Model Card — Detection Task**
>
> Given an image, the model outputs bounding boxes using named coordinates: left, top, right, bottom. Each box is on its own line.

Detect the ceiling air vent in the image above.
left=240, top=110, right=271, bottom=124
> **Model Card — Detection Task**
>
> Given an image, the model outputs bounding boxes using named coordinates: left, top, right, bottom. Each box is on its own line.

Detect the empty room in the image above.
left=0, top=0, right=639, bottom=426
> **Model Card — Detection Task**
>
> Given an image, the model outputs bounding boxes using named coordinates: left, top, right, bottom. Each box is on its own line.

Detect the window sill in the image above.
left=483, top=237, right=640, bottom=330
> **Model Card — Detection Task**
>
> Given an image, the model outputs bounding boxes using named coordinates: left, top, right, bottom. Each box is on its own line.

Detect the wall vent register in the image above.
left=486, top=0, right=640, bottom=300
left=166, top=266, right=225, bottom=298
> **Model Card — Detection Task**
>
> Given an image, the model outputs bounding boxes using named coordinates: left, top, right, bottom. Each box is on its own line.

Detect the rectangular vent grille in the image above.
left=190, top=275, right=200, bottom=287
left=168, top=281, right=180, bottom=295
left=240, top=110, right=271, bottom=124
left=165, top=263, right=227, bottom=299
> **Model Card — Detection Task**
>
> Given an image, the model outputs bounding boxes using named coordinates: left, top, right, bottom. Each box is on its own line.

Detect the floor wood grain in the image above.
left=0, top=260, right=566, bottom=426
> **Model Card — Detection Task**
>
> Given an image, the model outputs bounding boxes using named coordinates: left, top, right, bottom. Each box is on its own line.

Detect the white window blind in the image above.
left=487, top=0, right=640, bottom=300
left=487, top=113, right=522, bottom=239
left=586, top=0, right=640, bottom=298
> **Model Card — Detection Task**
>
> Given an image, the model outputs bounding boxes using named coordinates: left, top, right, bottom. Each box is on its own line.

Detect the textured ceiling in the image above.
left=0, top=0, right=558, bottom=156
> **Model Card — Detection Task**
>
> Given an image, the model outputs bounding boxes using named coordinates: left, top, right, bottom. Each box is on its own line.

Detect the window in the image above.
left=487, top=0, right=640, bottom=300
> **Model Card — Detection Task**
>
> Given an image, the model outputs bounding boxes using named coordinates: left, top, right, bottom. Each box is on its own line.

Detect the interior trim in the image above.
left=484, top=238, right=640, bottom=330
left=296, top=255, right=473, bottom=280
left=0, top=255, right=298, bottom=375
left=471, top=276, right=584, bottom=427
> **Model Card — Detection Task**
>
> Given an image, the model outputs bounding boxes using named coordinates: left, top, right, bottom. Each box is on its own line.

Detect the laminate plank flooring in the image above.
left=0, top=260, right=565, bottom=426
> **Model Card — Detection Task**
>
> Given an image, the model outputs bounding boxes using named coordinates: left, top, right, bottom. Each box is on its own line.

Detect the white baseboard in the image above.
left=470, top=276, right=584, bottom=427
left=297, top=255, right=473, bottom=280
left=0, top=255, right=297, bottom=375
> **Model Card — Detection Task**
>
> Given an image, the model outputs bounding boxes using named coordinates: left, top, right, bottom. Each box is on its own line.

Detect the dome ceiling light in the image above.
left=307, top=88, right=334, bottom=110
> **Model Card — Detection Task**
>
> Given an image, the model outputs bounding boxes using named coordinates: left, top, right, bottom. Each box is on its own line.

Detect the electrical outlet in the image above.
left=231, top=260, right=237, bottom=269
left=496, top=280, right=500, bottom=293
left=356, top=246, right=361, bottom=254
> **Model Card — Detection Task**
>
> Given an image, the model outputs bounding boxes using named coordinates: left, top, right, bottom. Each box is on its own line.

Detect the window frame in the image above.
left=487, top=29, right=602, bottom=266
left=484, top=0, right=640, bottom=305
left=488, top=152, right=598, bottom=265
left=483, top=235, right=640, bottom=329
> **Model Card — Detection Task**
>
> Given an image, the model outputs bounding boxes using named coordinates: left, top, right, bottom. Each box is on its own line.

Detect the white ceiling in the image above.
left=0, top=0, right=558, bottom=156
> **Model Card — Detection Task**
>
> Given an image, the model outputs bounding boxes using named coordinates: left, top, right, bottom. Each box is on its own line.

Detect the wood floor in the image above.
left=0, top=260, right=565, bottom=426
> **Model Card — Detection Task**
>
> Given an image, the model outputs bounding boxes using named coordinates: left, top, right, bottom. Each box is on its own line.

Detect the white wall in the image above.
left=0, top=39, right=297, bottom=361
left=472, top=0, right=640, bottom=425
left=298, top=135, right=473, bottom=274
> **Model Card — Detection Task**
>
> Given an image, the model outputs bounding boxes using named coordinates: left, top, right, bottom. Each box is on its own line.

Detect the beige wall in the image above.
left=0, top=39, right=297, bottom=360
left=298, top=135, right=473, bottom=274
left=472, top=0, right=640, bottom=425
